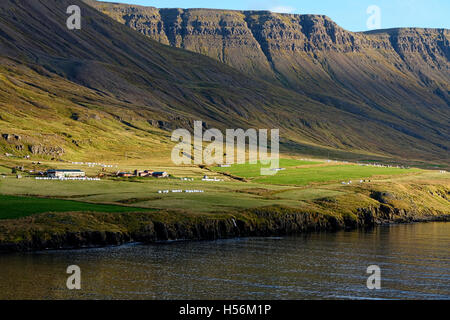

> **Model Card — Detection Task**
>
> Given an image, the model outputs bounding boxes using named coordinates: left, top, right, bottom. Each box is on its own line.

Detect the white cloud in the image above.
left=269, top=5, right=296, bottom=14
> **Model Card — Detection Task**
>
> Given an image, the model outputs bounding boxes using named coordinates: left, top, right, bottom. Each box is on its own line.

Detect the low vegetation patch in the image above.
left=212, top=159, right=320, bottom=179
left=0, top=195, right=149, bottom=220
left=253, top=165, right=419, bottom=186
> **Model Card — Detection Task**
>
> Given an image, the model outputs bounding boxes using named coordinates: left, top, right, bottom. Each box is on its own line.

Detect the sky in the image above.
left=98, top=0, right=449, bottom=32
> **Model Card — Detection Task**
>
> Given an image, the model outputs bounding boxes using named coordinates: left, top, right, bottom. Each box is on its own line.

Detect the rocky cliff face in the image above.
left=91, top=2, right=449, bottom=87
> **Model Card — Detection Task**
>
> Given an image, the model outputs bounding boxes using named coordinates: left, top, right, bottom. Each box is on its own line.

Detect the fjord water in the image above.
left=0, top=222, right=449, bottom=300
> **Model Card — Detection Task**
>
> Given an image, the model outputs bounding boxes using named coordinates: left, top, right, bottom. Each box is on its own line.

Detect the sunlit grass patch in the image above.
left=253, top=165, right=420, bottom=186
left=212, top=159, right=321, bottom=178
left=0, top=195, right=149, bottom=220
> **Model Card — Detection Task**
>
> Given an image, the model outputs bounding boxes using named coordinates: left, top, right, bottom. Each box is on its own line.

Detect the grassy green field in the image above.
left=212, top=161, right=420, bottom=185
left=0, top=166, right=10, bottom=175
left=253, top=165, right=420, bottom=185
left=0, top=177, right=300, bottom=213
left=0, top=195, right=149, bottom=220
left=0, top=157, right=447, bottom=219
left=212, top=159, right=320, bottom=178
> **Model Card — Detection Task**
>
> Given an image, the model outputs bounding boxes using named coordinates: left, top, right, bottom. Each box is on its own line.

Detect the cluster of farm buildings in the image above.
left=46, top=169, right=86, bottom=178
left=43, top=169, right=168, bottom=179
left=116, top=170, right=168, bottom=178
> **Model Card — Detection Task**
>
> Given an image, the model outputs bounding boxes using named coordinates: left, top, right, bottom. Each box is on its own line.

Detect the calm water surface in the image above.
left=0, top=222, right=449, bottom=299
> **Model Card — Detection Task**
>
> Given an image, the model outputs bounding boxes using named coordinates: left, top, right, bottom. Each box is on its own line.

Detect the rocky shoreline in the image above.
left=0, top=203, right=448, bottom=253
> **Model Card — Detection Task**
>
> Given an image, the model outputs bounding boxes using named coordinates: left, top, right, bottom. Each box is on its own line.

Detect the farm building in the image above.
left=134, top=170, right=154, bottom=177
left=117, top=172, right=133, bottom=177
left=152, top=171, right=168, bottom=178
left=47, top=169, right=85, bottom=178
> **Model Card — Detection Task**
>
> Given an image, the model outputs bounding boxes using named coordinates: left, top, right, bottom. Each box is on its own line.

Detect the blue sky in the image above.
left=98, top=0, right=449, bottom=31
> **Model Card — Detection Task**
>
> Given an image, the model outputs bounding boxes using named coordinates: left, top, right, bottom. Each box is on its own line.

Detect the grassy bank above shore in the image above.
left=212, top=160, right=419, bottom=184
left=0, top=173, right=448, bottom=252
left=0, top=157, right=448, bottom=252
left=0, top=195, right=149, bottom=220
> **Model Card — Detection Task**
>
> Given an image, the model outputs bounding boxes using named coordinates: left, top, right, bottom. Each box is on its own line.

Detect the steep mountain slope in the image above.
left=0, top=0, right=333, bottom=160
left=0, top=0, right=448, bottom=164
left=90, top=1, right=450, bottom=163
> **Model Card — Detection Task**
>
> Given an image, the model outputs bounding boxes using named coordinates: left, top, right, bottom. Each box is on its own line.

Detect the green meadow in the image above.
left=0, top=157, right=446, bottom=219
left=212, top=161, right=419, bottom=185
left=0, top=177, right=301, bottom=214
left=212, top=159, right=320, bottom=178
left=0, top=166, right=10, bottom=175
left=253, top=165, right=420, bottom=185
left=0, top=194, right=149, bottom=220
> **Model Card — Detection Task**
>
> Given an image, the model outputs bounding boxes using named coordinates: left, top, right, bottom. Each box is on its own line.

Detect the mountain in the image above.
left=90, top=1, right=450, bottom=162
left=0, top=0, right=448, bottom=165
